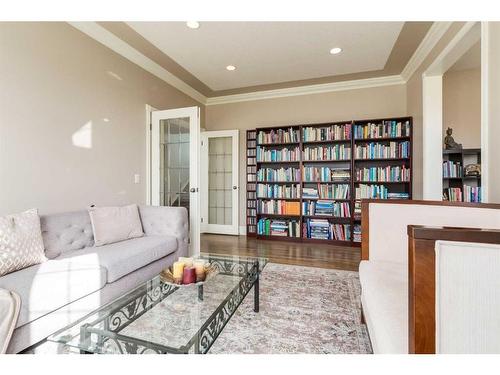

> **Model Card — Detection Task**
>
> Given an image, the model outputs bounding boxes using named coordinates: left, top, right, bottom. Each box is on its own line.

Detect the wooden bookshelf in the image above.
left=246, top=130, right=257, bottom=236
left=247, top=116, right=413, bottom=246
left=442, top=148, right=481, bottom=202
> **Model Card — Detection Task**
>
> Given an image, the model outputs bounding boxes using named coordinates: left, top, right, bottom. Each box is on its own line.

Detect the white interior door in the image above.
left=201, top=130, right=239, bottom=235
left=151, top=106, right=200, bottom=255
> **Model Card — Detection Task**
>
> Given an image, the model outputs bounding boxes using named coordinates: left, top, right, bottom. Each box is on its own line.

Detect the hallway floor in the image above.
left=201, top=234, right=361, bottom=271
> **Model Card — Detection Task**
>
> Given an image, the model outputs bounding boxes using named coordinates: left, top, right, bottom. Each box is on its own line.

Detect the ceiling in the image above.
left=126, top=21, right=405, bottom=91
left=449, top=41, right=481, bottom=72
left=94, top=21, right=433, bottom=99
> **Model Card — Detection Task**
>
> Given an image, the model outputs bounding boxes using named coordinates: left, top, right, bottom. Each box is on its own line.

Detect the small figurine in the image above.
left=444, top=127, right=462, bottom=150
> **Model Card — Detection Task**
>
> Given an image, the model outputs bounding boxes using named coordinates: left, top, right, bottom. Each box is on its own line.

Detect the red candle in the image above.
left=182, top=267, right=196, bottom=285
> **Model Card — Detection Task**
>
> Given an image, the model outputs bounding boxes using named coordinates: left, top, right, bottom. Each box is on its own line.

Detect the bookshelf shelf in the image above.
left=257, top=213, right=301, bottom=218
left=246, top=117, right=413, bottom=245
left=354, top=158, right=410, bottom=162
left=256, top=161, right=300, bottom=164
left=302, top=159, right=351, bottom=163
left=355, top=181, right=410, bottom=184
left=354, top=136, right=411, bottom=142
left=442, top=148, right=481, bottom=202
left=302, top=139, right=351, bottom=145
left=258, top=142, right=300, bottom=147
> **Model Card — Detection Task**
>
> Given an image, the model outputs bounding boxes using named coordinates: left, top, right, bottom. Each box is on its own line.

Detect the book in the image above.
left=303, top=219, right=351, bottom=241
left=354, top=120, right=410, bottom=139
left=355, top=165, right=410, bottom=182
left=303, top=144, right=351, bottom=161
left=355, top=141, right=410, bottom=159
left=257, top=146, right=300, bottom=162
left=303, top=123, right=352, bottom=142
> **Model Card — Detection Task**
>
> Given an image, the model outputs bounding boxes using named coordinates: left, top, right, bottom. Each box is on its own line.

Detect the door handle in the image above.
left=233, top=186, right=238, bottom=190
left=190, top=188, right=197, bottom=193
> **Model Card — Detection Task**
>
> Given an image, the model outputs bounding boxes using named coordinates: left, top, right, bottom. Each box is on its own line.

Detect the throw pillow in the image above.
left=88, top=204, right=144, bottom=246
left=0, top=209, right=47, bottom=277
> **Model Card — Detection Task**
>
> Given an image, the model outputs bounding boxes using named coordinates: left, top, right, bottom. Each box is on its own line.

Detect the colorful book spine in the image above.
left=257, top=128, right=300, bottom=144
left=355, top=166, right=410, bottom=182
left=354, top=120, right=410, bottom=139
left=257, top=200, right=300, bottom=215
left=257, top=167, right=301, bottom=182
left=256, top=183, right=301, bottom=199
left=302, top=144, right=351, bottom=161
left=355, top=141, right=410, bottom=159
left=302, top=124, right=352, bottom=141
left=355, top=184, right=389, bottom=199
left=257, top=146, right=300, bottom=162
left=442, top=161, right=463, bottom=178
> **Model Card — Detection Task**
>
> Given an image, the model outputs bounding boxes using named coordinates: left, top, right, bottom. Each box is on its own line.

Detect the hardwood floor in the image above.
left=201, top=234, right=361, bottom=271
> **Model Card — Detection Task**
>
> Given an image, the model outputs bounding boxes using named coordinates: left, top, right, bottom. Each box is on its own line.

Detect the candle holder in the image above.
left=159, top=262, right=218, bottom=287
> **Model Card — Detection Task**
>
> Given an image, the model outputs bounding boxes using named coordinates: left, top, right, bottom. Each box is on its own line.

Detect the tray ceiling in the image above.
left=126, top=22, right=405, bottom=91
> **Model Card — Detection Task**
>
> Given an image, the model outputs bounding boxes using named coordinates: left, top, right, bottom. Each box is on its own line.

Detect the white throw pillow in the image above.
left=88, top=204, right=144, bottom=246
left=0, top=209, right=47, bottom=277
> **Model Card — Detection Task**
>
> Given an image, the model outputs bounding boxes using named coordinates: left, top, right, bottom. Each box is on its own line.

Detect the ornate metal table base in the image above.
left=69, top=257, right=263, bottom=354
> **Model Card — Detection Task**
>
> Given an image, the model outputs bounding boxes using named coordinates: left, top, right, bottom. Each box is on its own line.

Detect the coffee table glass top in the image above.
left=48, top=254, right=267, bottom=354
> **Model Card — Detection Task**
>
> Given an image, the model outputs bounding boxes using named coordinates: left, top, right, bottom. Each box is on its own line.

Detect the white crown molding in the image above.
left=68, top=22, right=207, bottom=104
left=205, top=75, right=406, bottom=106
left=69, top=22, right=453, bottom=107
left=400, top=22, right=453, bottom=82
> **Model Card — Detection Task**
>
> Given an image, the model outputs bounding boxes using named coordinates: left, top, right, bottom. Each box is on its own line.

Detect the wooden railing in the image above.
left=407, top=225, right=500, bottom=353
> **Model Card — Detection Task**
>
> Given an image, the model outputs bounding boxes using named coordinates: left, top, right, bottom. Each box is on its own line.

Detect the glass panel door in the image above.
left=208, top=137, right=233, bottom=225
left=201, top=130, right=239, bottom=235
left=152, top=107, right=200, bottom=255
left=159, top=118, right=190, bottom=209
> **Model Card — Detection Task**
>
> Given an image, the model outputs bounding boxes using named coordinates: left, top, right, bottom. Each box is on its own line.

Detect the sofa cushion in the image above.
left=0, top=259, right=106, bottom=328
left=359, top=260, right=407, bottom=354
left=58, top=235, right=177, bottom=283
left=0, top=209, right=47, bottom=277
left=40, top=211, right=94, bottom=259
left=88, top=204, right=144, bottom=246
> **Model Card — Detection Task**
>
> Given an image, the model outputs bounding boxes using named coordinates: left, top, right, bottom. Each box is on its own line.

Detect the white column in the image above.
left=482, top=22, right=500, bottom=203
left=422, top=75, right=444, bottom=200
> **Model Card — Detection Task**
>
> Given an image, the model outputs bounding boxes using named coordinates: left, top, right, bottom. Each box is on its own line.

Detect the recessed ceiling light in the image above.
left=330, top=47, right=342, bottom=55
left=226, top=65, right=236, bottom=71
left=186, top=21, right=200, bottom=29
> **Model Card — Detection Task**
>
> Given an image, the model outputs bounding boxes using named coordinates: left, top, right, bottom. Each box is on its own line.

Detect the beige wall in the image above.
left=0, top=22, right=203, bottom=215
left=443, top=68, right=481, bottom=149
left=406, top=22, right=467, bottom=199
left=205, top=85, right=407, bottom=228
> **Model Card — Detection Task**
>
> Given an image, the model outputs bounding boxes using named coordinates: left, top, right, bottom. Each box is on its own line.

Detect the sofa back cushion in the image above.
left=368, top=202, right=500, bottom=265
left=88, top=204, right=143, bottom=246
left=40, top=211, right=94, bottom=258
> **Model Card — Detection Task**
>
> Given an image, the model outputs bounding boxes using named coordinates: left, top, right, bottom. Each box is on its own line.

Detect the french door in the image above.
left=201, top=130, right=239, bottom=235
left=151, top=106, right=200, bottom=255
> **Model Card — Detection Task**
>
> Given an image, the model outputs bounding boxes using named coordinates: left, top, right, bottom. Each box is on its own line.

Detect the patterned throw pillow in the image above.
left=0, top=209, right=47, bottom=277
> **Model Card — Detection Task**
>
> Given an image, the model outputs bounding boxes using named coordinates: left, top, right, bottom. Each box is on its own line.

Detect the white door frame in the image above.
left=422, top=22, right=481, bottom=200
left=201, top=130, right=239, bottom=235
left=145, top=104, right=157, bottom=206
left=151, top=106, right=201, bottom=256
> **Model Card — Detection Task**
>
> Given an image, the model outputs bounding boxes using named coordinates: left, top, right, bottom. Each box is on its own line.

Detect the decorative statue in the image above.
left=444, top=127, right=462, bottom=150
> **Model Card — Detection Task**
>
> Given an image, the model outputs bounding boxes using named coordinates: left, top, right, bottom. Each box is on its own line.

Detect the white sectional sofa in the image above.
left=0, top=205, right=189, bottom=354
left=359, top=200, right=500, bottom=354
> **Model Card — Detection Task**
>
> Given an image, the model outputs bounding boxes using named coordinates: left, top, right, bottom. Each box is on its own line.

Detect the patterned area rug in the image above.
left=209, top=263, right=372, bottom=354
left=27, top=263, right=372, bottom=354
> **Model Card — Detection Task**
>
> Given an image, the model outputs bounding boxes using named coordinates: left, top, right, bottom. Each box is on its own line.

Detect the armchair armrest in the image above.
left=139, top=206, right=189, bottom=257
left=407, top=225, right=500, bottom=354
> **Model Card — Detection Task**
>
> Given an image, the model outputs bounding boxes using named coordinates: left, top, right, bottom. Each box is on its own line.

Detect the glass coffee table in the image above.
left=48, top=254, right=267, bottom=354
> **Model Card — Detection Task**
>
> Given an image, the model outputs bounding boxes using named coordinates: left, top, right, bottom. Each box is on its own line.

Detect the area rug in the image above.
left=28, top=262, right=372, bottom=354
left=208, top=262, right=372, bottom=354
